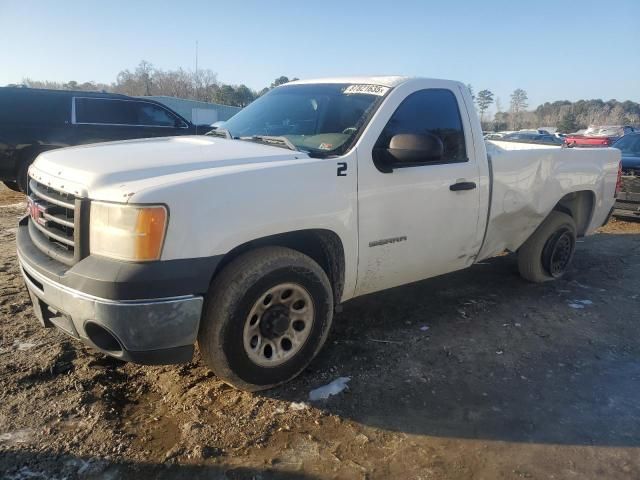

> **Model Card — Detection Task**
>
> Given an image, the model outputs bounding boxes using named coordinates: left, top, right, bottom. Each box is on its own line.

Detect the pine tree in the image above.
left=477, top=90, right=494, bottom=123
left=557, top=111, right=579, bottom=133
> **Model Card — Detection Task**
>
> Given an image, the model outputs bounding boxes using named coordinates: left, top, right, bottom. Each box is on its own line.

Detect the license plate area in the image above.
left=24, top=278, right=79, bottom=338
left=26, top=289, right=50, bottom=327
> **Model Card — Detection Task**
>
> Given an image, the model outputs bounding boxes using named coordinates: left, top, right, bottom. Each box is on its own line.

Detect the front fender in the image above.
left=130, top=152, right=359, bottom=300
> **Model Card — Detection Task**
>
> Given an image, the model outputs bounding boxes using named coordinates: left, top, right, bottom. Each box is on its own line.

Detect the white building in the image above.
left=141, top=96, right=241, bottom=124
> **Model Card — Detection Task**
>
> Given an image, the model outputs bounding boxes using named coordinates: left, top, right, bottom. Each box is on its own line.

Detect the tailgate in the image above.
left=614, top=175, right=640, bottom=217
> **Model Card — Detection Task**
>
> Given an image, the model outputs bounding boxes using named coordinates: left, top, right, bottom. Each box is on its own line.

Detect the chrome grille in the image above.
left=28, top=178, right=78, bottom=264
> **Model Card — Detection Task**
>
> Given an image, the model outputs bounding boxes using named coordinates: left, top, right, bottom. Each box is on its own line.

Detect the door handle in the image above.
left=449, top=181, right=477, bottom=191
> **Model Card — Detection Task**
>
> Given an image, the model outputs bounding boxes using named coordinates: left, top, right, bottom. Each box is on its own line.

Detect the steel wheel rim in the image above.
left=243, top=283, right=315, bottom=367
left=548, top=230, right=574, bottom=276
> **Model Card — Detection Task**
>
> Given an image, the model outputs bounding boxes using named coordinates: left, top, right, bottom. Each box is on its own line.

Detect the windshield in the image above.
left=614, top=135, right=640, bottom=155
left=217, top=83, right=389, bottom=156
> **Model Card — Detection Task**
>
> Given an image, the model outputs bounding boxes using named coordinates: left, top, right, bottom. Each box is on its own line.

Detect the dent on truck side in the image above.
left=477, top=142, right=619, bottom=261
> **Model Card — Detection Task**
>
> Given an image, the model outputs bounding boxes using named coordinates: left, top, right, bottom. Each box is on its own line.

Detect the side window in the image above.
left=132, top=102, right=180, bottom=127
left=75, top=98, right=135, bottom=125
left=376, top=89, right=467, bottom=164
left=0, top=92, right=69, bottom=125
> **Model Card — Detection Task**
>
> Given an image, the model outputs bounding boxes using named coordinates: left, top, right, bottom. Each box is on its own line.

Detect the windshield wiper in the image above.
left=239, top=135, right=299, bottom=152
left=206, top=128, right=232, bottom=139
left=207, top=130, right=301, bottom=153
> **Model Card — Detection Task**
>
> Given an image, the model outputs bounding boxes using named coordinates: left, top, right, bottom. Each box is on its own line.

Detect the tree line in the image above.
left=467, top=84, right=640, bottom=133
left=11, top=61, right=640, bottom=133
left=15, top=60, right=297, bottom=108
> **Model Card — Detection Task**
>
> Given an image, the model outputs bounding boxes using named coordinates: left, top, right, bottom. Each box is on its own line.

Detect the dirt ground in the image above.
left=1, top=183, right=640, bottom=480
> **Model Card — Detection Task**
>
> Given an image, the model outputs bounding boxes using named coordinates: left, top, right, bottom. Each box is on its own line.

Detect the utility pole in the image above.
left=195, top=40, right=199, bottom=132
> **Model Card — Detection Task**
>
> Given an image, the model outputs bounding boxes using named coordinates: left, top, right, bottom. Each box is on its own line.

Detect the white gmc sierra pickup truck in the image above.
left=17, top=76, right=621, bottom=391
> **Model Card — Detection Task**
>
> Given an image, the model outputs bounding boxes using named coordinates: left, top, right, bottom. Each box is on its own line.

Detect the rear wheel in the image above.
left=198, top=246, right=334, bottom=391
left=518, top=211, right=577, bottom=283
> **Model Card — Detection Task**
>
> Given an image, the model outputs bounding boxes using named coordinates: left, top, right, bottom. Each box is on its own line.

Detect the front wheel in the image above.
left=198, top=246, right=334, bottom=391
left=518, top=211, right=577, bottom=283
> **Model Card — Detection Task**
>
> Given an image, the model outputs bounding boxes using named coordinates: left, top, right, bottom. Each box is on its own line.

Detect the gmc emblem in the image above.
left=27, top=198, right=47, bottom=226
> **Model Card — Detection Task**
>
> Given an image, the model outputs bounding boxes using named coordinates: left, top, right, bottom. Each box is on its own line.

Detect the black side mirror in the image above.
left=388, top=133, right=444, bottom=163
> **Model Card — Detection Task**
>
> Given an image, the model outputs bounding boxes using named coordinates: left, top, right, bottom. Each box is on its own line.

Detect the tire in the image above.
left=2, top=181, right=20, bottom=192
left=518, top=211, right=577, bottom=283
left=198, top=246, right=334, bottom=391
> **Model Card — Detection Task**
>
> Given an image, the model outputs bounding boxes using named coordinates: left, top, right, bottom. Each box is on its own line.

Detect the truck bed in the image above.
left=478, top=141, right=620, bottom=261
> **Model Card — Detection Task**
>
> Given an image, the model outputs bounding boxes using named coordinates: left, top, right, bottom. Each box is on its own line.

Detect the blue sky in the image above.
left=1, top=0, right=638, bottom=109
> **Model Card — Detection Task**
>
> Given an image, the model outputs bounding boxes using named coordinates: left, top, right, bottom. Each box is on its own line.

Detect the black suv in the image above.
left=0, top=87, right=207, bottom=192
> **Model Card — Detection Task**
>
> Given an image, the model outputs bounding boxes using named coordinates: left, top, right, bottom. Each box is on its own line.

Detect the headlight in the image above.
left=90, top=202, right=168, bottom=261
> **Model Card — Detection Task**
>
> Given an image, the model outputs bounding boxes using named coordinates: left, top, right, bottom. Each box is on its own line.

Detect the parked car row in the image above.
left=486, top=125, right=637, bottom=148
left=498, top=131, right=564, bottom=146
left=564, top=125, right=636, bottom=148
left=484, top=129, right=565, bottom=145
left=0, top=87, right=213, bottom=192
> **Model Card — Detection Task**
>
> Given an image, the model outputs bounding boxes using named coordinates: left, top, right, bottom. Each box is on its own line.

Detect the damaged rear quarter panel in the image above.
left=478, top=142, right=620, bottom=260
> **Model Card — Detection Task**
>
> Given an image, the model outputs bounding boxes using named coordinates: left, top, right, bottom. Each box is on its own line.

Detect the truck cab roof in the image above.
left=287, top=76, right=411, bottom=88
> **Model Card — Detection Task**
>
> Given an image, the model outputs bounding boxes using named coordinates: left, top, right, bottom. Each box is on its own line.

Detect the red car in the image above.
left=565, top=125, right=636, bottom=147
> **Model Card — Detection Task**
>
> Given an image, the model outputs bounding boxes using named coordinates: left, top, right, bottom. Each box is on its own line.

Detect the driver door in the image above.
left=355, top=86, right=482, bottom=296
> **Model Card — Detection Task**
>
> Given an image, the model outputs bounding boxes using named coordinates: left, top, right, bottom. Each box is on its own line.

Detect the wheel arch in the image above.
left=19, top=143, right=60, bottom=167
left=16, top=144, right=62, bottom=191
left=212, top=229, right=346, bottom=305
left=552, top=190, right=596, bottom=237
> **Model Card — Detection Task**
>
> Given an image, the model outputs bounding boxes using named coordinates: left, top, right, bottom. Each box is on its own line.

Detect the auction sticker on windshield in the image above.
left=343, top=84, right=390, bottom=96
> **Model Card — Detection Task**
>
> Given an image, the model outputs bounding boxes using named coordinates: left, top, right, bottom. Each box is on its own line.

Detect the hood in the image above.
left=30, top=136, right=307, bottom=199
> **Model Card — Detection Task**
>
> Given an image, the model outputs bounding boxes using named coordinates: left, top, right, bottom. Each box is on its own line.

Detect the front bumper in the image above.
left=19, top=252, right=203, bottom=364
left=16, top=218, right=213, bottom=365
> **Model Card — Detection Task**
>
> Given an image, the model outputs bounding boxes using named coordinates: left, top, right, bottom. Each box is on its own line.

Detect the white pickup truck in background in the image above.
left=18, top=76, right=620, bottom=391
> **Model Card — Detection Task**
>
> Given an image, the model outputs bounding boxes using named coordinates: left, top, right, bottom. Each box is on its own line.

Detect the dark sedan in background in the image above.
left=0, top=87, right=210, bottom=192
left=500, top=131, right=565, bottom=146
left=613, top=132, right=640, bottom=219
